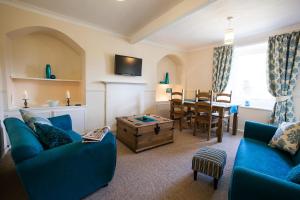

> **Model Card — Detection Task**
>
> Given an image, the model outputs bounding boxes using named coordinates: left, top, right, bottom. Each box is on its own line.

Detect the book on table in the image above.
left=82, top=126, right=110, bottom=143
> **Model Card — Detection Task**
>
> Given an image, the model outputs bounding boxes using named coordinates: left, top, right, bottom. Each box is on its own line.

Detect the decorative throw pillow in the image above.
left=287, top=164, right=300, bottom=184
left=34, top=123, right=72, bottom=149
left=19, top=109, right=52, bottom=132
left=269, top=122, right=300, bottom=155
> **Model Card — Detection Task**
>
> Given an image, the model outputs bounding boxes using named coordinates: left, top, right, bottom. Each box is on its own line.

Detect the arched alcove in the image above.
left=5, top=26, right=86, bottom=108
left=156, top=54, right=184, bottom=102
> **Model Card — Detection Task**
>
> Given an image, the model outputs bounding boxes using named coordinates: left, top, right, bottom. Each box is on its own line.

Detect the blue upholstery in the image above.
left=66, top=130, right=82, bottom=142
left=235, top=139, right=293, bottom=179
left=4, top=115, right=116, bottom=200
left=48, top=114, right=72, bottom=131
left=4, top=118, right=44, bottom=163
left=229, top=121, right=300, bottom=200
left=287, top=165, right=300, bottom=184
left=34, top=123, right=73, bottom=149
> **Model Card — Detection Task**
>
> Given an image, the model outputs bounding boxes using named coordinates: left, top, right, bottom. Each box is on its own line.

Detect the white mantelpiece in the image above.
left=100, top=80, right=147, bottom=85
left=101, top=80, right=147, bottom=129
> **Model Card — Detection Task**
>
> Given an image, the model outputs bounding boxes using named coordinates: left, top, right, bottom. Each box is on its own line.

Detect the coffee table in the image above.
left=116, top=114, right=174, bottom=153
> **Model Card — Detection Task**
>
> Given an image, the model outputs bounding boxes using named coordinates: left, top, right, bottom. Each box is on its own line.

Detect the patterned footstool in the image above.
left=192, top=147, right=227, bottom=189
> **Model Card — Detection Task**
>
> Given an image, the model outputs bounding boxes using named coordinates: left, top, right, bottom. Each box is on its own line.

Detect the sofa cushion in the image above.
left=269, top=122, right=300, bottom=155
left=293, top=150, right=300, bottom=165
left=35, top=123, right=73, bottom=149
left=65, top=130, right=82, bottom=142
left=235, top=138, right=293, bottom=179
left=4, top=118, right=44, bottom=163
left=287, top=164, right=300, bottom=184
left=20, top=109, right=52, bottom=133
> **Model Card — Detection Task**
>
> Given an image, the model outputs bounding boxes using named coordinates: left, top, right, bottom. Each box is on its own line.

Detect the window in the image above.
left=225, top=42, right=275, bottom=110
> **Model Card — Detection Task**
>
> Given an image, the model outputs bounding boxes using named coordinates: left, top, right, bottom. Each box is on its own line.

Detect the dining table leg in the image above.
left=217, top=108, right=224, bottom=143
left=232, top=112, right=238, bottom=135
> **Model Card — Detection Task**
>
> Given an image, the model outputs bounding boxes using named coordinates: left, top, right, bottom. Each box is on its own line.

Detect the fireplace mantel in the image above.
left=100, top=80, right=147, bottom=85
left=101, top=80, right=147, bottom=129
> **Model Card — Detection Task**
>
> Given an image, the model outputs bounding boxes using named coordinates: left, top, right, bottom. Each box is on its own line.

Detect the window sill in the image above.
left=239, top=105, right=273, bottom=112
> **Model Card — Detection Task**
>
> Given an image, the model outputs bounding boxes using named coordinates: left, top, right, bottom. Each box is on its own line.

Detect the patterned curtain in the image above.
left=212, top=45, right=233, bottom=93
left=268, top=31, right=300, bottom=125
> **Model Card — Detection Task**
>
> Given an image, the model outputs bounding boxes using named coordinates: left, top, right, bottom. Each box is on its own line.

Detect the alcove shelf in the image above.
left=10, top=75, right=82, bottom=83
left=5, top=26, right=86, bottom=108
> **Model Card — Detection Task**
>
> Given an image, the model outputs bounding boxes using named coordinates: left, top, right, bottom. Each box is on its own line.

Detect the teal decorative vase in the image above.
left=45, top=64, right=51, bottom=79
left=165, top=72, right=170, bottom=84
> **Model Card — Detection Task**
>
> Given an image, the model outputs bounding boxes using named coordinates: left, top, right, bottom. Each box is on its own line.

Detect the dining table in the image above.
left=183, top=99, right=239, bottom=143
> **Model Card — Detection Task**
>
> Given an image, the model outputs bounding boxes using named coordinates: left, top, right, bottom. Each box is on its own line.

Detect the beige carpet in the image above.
left=86, top=129, right=242, bottom=200
left=0, top=129, right=242, bottom=200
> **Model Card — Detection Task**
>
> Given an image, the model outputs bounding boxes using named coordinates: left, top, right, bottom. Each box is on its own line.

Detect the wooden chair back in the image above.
left=194, top=90, right=213, bottom=116
left=170, top=89, right=184, bottom=117
left=193, top=90, right=216, bottom=140
left=195, top=90, right=213, bottom=102
left=215, top=91, right=232, bottom=103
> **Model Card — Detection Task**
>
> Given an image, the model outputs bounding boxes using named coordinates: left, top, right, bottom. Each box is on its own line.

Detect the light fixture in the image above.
left=224, top=16, right=234, bottom=45
left=116, top=0, right=126, bottom=2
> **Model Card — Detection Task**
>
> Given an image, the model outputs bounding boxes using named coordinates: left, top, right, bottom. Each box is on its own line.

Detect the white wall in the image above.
left=0, top=4, right=186, bottom=132
left=185, top=47, right=214, bottom=99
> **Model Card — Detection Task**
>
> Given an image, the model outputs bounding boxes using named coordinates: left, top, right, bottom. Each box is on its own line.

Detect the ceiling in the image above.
left=12, top=0, right=183, bottom=36
left=148, top=0, right=300, bottom=49
left=6, top=0, right=300, bottom=50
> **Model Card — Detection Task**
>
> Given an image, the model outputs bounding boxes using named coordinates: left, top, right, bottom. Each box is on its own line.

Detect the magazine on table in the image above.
left=82, top=126, right=110, bottom=143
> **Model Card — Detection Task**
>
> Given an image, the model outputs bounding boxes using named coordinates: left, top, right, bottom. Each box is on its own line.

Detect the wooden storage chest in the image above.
left=116, top=115, right=174, bottom=153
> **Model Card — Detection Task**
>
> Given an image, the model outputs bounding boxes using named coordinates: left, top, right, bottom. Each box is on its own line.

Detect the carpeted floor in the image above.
left=0, top=129, right=243, bottom=200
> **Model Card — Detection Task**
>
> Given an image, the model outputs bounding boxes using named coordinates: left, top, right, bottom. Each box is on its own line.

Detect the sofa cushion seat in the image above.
left=235, top=138, right=294, bottom=179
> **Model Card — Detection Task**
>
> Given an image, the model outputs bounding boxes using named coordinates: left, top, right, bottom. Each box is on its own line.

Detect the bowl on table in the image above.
left=47, top=100, right=59, bottom=107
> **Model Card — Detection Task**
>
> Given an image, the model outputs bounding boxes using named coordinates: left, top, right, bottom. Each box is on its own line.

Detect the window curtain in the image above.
left=212, top=45, right=233, bottom=93
left=268, top=31, right=300, bottom=125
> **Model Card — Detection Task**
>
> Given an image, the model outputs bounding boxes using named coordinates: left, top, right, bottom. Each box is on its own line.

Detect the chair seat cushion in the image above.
left=235, top=138, right=293, bottom=179
left=196, top=115, right=219, bottom=123
left=192, top=147, right=227, bottom=179
left=212, top=112, right=231, bottom=118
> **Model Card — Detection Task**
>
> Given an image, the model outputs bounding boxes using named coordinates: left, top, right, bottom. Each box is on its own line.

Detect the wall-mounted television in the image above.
left=115, top=54, right=142, bottom=76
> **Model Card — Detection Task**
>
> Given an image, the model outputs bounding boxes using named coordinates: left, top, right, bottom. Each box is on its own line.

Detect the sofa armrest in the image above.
left=244, top=121, right=277, bottom=143
left=48, top=114, right=72, bottom=131
left=229, top=167, right=300, bottom=200
left=16, top=132, right=117, bottom=200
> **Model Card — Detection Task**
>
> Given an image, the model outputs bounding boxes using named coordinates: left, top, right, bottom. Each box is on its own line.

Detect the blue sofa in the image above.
left=4, top=115, right=117, bottom=200
left=229, top=121, right=300, bottom=200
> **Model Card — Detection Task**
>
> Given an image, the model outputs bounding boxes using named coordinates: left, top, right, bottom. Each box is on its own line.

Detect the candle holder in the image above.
left=66, top=98, right=70, bottom=106
left=23, top=99, right=29, bottom=108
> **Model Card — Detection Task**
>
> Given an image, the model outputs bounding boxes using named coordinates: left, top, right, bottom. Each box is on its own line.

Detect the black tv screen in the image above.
left=115, top=55, right=142, bottom=76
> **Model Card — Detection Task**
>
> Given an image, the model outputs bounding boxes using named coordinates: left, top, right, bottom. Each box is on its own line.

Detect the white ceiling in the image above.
left=6, top=0, right=300, bottom=50
left=13, top=0, right=183, bottom=36
left=148, top=0, right=300, bottom=49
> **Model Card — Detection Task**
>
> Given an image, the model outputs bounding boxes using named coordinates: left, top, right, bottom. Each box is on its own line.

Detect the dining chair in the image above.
left=170, top=89, right=185, bottom=131
left=193, top=90, right=218, bottom=140
left=196, top=90, right=213, bottom=101
left=212, top=91, right=232, bottom=132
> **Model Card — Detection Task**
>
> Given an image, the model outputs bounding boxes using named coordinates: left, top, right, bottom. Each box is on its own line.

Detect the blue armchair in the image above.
left=229, top=121, right=300, bottom=200
left=4, top=115, right=117, bottom=200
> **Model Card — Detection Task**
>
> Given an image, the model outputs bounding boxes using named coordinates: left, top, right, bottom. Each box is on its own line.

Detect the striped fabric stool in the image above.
left=192, top=147, right=227, bottom=189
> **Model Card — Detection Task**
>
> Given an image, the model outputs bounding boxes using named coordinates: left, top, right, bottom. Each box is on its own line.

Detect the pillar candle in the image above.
left=23, top=90, right=28, bottom=99
left=66, top=90, right=70, bottom=98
